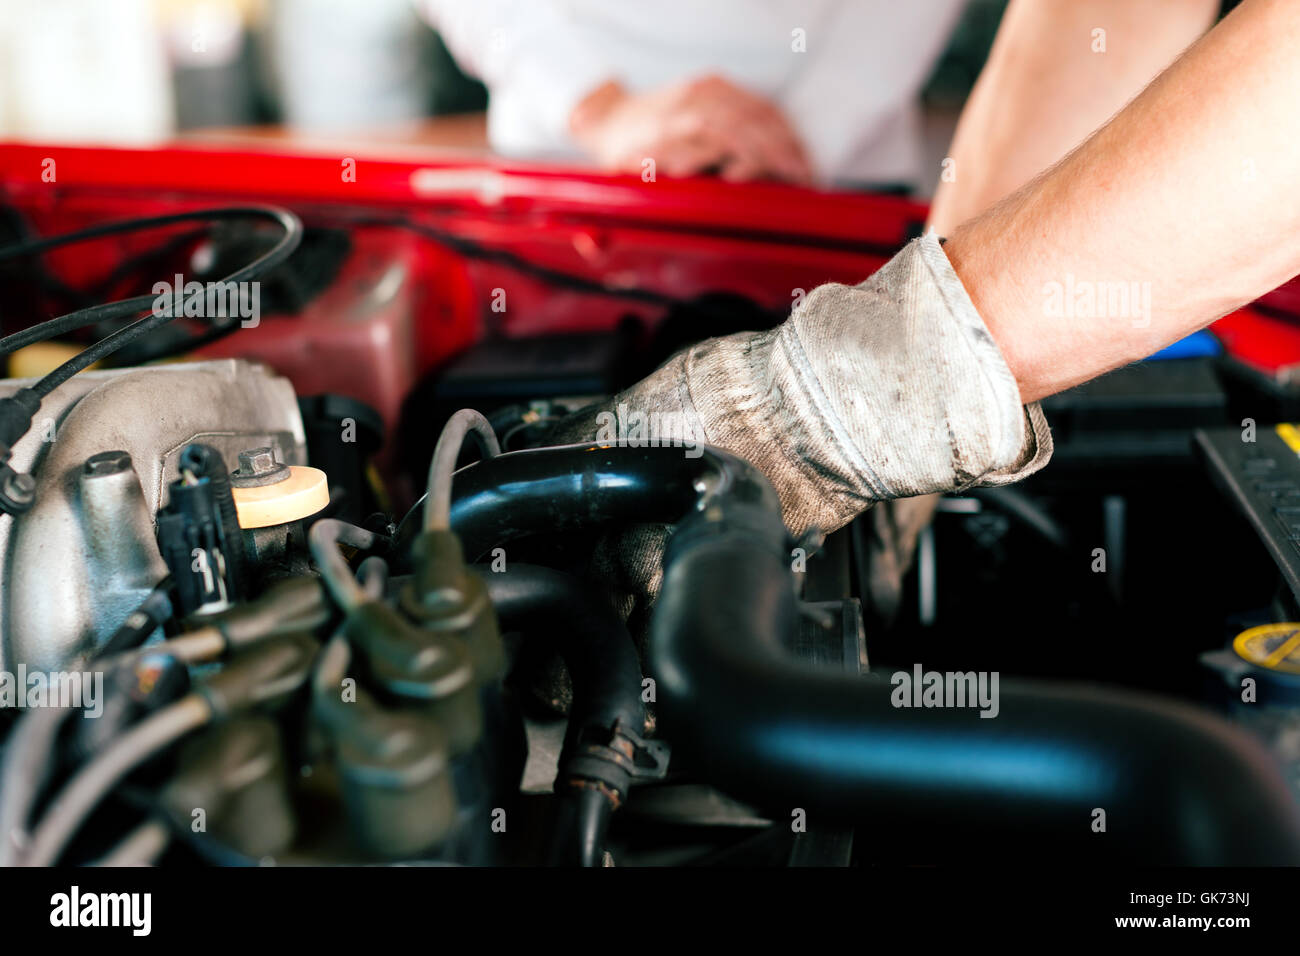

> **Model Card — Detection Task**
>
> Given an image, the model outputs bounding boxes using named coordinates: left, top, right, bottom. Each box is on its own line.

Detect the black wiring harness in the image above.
left=0, top=205, right=303, bottom=516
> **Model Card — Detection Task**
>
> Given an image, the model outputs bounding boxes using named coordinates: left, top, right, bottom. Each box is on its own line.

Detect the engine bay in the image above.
left=2, top=144, right=1300, bottom=870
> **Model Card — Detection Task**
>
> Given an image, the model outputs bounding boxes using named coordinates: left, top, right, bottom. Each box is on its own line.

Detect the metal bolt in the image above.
left=231, top=446, right=290, bottom=488
left=240, top=447, right=278, bottom=474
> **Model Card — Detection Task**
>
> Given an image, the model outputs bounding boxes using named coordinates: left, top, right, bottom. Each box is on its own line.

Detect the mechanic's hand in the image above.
left=548, top=235, right=1052, bottom=631
left=569, top=77, right=814, bottom=184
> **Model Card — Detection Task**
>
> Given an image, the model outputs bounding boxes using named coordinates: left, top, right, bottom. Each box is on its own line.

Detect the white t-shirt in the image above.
left=420, top=0, right=968, bottom=187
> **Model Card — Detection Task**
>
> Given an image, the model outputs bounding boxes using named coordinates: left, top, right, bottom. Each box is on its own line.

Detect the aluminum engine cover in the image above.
left=0, top=359, right=306, bottom=672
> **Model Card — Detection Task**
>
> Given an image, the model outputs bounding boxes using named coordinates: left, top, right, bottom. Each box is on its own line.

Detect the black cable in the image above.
left=0, top=206, right=290, bottom=265
left=0, top=231, right=211, bottom=355
left=89, top=227, right=211, bottom=303
left=1, top=203, right=214, bottom=326
left=0, top=294, right=157, bottom=357
left=0, top=207, right=302, bottom=370
left=350, top=210, right=899, bottom=305
left=27, top=208, right=301, bottom=397
left=2, top=205, right=686, bottom=357
left=0, top=207, right=301, bottom=518
left=101, top=314, right=245, bottom=365
left=394, top=218, right=684, bottom=309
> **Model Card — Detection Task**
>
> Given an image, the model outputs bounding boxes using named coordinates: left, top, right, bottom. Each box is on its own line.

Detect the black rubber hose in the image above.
left=473, top=563, right=644, bottom=867
left=438, top=443, right=1300, bottom=863
left=548, top=785, right=611, bottom=868
left=396, top=442, right=778, bottom=561
left=473, top=563, right=644, bottom=748
left=652, top=492, right=1300, bottom=865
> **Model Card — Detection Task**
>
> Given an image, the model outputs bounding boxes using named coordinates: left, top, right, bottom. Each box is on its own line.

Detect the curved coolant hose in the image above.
left=391, top=441, right=773, bottom=565
left=653, top=492, right=1300, bottom=864
left=660, top=543, right=1300, bottom=861
left=436, top=442, right=1300, bottom=863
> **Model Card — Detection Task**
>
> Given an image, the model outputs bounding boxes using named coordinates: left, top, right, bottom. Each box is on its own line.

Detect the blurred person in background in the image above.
left=418, top=0, right=1226, bottom=198
left=418, top=0, right=968, bottom=190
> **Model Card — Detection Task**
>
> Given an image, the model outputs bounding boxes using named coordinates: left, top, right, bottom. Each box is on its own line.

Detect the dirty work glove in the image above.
left=549, top=233, right=1053, bottom=626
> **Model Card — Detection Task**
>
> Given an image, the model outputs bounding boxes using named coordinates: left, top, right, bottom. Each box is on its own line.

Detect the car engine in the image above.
left=2, top=149, right=1300, bottom=871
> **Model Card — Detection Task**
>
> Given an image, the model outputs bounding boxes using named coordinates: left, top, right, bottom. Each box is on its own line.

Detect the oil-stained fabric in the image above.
left=538, top=234, right=1053, bottom=701
left=555, top=232, right=1050, bottom=530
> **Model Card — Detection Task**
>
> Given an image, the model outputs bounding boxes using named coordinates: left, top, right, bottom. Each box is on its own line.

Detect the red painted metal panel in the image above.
left=0, top=140, right=925, bottom=441
left=5, top=138, right=1300, bottom=419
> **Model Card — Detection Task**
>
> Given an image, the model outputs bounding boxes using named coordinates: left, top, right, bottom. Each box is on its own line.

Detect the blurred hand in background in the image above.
left=568, top=76, right=813, bottom=184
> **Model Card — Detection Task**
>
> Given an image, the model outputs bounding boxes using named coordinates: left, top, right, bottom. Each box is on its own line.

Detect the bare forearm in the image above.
left=930, top=0, right=1216, bottom=233
left=946, top=0, right=1300, bottom=403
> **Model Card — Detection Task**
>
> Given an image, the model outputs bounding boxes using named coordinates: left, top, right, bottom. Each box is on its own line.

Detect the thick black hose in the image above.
left=473, top=563, right=644, bottom=747
left=397, top=442, right=777, bottom=561
left=471, top=563, right=644, bottom=867
left=549, top=785, right=612, bottom=867
left=652, top=490, right=1300, bottom=864
left=440, top=443, right=1300, bottom=863
left=385, top=560, right=643, bottom=865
